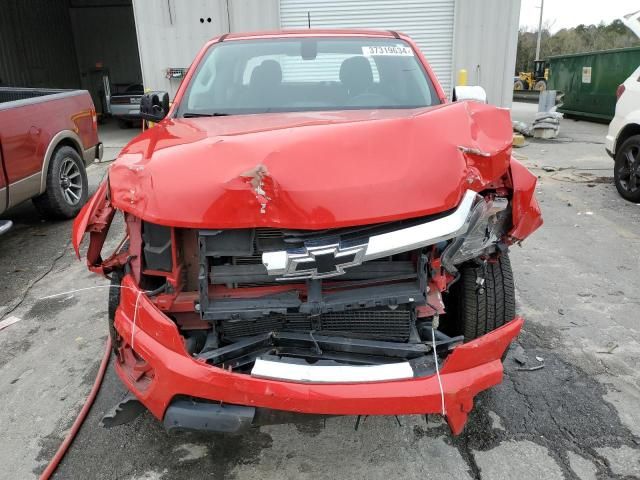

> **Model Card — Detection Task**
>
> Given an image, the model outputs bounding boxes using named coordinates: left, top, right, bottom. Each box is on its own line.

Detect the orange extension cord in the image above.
left=40, top=338, right=112, bottom=480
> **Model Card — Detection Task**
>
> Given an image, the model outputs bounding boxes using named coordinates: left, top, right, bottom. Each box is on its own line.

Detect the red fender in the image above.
left=509, top=158, right=543, bottom=240
left=72, top=180, right=118, bottom=275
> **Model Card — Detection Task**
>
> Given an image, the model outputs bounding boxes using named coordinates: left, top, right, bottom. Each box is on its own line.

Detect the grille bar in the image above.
left=221, top=309, right=412, bottom=342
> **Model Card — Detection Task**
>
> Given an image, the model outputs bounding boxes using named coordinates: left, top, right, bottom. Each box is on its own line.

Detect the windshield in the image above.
left=178, top=37, right=440, bottom=116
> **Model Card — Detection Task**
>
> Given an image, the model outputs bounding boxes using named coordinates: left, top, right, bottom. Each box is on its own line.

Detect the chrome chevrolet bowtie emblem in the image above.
left=262, top=243, right=367, bottom=280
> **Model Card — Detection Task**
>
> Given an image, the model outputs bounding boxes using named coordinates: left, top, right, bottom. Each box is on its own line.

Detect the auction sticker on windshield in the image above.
left=362, top=45, right=413, bottom=56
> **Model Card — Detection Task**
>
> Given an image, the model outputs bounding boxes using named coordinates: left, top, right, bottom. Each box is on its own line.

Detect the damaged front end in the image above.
left=71, top=88, right=543, bottom=435
left=72, top=151, right=539, bottom=434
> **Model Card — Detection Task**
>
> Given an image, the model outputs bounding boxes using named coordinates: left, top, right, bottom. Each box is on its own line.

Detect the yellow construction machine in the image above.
left=514, top=60, right=548, bottom=91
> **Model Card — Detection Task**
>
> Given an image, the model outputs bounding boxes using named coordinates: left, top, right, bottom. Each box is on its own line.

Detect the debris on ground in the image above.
left=512, top=132, right=526, bottom=147
left=0, top=316, right=22, bottom=332
left=512, top=120, right=533, bottom=137
left=510, top=90, right=563, bottom=140
left=533, top=111, right=563, bottom=139
left=517, top=364, right=545, bottom=372
left=512, top=345, right=528, bottom=365
left=512, top=345, right=545, bottom=371
left=597, top=343, right=619, bottom=354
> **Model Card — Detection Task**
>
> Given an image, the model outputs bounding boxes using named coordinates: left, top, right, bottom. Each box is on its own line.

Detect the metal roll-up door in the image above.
left=279, top=0, right=455, bottom=95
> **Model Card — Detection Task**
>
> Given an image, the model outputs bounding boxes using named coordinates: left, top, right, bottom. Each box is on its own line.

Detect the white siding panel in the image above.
left=452, top=0, right=521, bottom=107
left=132, top=0, right=229, bottom=96
left=280, top=0, right=455, bottom=94
left=229, top=0, right=280, bottom=32
left=133, top=0, right=280, bottom=96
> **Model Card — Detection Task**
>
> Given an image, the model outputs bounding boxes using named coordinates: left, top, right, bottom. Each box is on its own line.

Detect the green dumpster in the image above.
left=547, top=46, right=640, bottom=121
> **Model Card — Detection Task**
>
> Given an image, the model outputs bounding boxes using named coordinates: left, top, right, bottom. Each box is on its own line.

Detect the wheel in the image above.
left=33, top=145, right=88, bottom=219
left=513, top=80, right=526, bottom=91
left=108, top=269, right=124, bottom=354
left=444, top=254, right=516, bottom=342
left=534, top=79, right=547, bottom=91
left=118, top=119, right=132, bottom=129
left=614, top=134, right=640, bottom=203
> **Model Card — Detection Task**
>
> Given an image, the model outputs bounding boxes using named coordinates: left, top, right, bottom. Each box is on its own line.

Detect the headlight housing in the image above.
left=441, top=196, right=510, bottom=271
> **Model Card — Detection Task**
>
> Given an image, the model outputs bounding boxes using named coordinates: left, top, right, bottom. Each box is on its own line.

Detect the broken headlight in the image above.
left=441, top=196, right=510, bottom=271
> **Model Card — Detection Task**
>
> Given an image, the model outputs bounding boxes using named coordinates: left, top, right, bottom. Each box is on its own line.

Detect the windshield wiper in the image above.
left=183, top=112, right=231, bottom=118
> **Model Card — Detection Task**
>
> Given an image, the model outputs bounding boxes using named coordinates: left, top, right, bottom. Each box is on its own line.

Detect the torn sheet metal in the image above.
left=509, top=159, right=544, bottom=241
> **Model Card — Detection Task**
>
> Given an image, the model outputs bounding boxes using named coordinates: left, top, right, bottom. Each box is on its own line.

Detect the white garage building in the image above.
left=134, top=0, right=520, bottom=107
left=0, top=0, right=520, bottom=109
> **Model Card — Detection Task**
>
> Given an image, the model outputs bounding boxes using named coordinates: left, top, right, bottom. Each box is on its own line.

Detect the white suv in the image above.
left=606, top=65, right=640, bottom=202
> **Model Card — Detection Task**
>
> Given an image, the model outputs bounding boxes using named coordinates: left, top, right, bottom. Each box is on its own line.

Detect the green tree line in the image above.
left=516, top=19, right=640, bottom=73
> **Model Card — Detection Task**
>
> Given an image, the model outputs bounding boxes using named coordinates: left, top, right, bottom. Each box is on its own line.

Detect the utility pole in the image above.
left=535, top=0, right=545, bottom=61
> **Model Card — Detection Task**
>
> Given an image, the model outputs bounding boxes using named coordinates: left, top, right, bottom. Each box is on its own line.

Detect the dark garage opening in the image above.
left=0, top=0, right=143, bottom=119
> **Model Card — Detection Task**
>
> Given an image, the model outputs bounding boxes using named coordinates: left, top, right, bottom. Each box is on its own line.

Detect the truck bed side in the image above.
left=0, top=88, right=99, bottom=213
left=0, top=142, right=7, bottom=214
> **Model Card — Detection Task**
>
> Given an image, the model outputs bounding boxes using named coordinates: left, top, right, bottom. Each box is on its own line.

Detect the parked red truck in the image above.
left=0, top=87, right=102, bottom=234
left=74, top=30, right=542, bottom=435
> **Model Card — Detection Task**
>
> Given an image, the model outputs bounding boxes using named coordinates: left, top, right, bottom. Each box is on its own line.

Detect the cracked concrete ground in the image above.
left=1, top=106, right=640, bottom=479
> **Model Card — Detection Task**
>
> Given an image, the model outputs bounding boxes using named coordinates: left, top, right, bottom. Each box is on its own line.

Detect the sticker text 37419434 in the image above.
left=362, top=45, right=413, bottom=56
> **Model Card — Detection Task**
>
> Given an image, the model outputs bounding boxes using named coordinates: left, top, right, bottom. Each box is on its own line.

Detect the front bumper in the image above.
left=605, top=116, right=623, bottom=158
left=113, top=275, right=523, bottom=435
left=605, top=135, right=615, bottom=158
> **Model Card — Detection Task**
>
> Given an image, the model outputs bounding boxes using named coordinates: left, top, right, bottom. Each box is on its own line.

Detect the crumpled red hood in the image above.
left=108, top=101, right=512, bottom=229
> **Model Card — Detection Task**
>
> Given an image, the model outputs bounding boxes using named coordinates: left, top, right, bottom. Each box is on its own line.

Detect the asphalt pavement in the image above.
left=1, top=108, right=639, bottom=479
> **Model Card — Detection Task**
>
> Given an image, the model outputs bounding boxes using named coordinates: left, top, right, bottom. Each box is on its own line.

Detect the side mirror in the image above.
left=140, top=91, right=170, bottom=122
left=452, top=86, right=487, bottom=103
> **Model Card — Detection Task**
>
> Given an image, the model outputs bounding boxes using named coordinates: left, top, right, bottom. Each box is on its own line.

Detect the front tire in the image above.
left=33, top=145, right=88, bottom=219
left=614, top=134, right=640, bottom=203
left=444, top=254, right=516, bottom=342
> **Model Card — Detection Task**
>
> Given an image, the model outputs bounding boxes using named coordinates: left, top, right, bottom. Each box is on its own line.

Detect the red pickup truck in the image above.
left=0, top=87, right=102, bottom=234
left=74, top=30, right=542, bottom=435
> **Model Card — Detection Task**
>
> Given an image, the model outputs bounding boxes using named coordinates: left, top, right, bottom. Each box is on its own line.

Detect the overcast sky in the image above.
left=520, top=0, right=640, bottom=32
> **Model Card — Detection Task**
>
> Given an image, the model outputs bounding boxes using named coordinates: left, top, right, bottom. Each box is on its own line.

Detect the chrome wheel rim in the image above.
left=618, top=145, right=640, bottom=193
left=59, top=158, right=82, bottom=205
